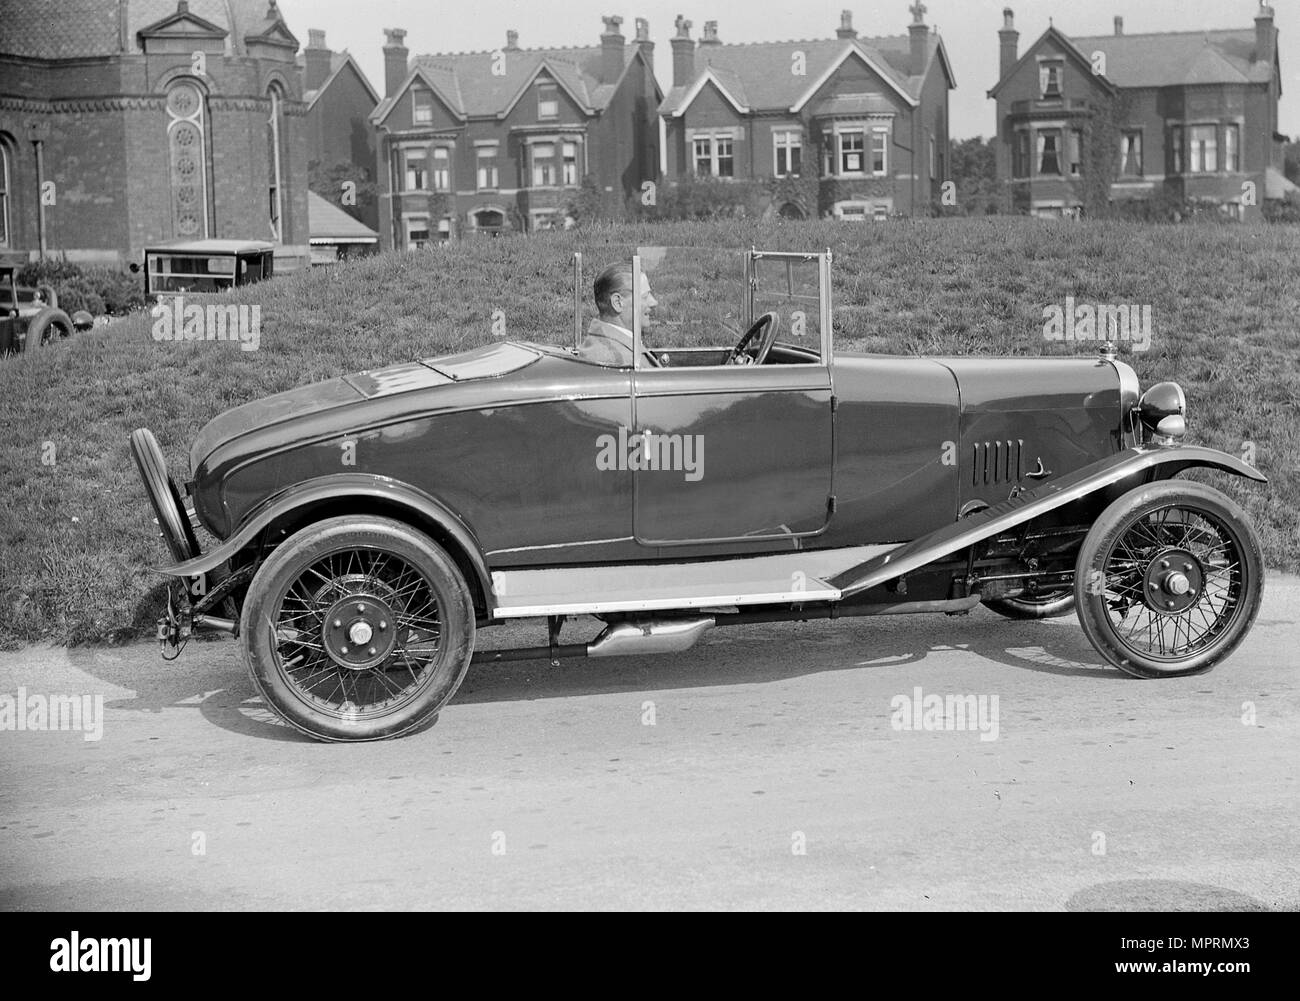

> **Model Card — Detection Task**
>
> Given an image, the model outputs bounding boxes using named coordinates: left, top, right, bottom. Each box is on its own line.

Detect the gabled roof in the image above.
left=1069, top=29, right=1275, bottom=87
left=659, top=31, right=952, bottom=118
left=989, top=25, right=1117, bottom=97
left=670, top=67, right=750, bottom=116
left=308, top=191, right=379, bottom=242
left=370, top=41, right=650, bottom=124
left=991, top=24, right=1277, bottom=96
left=302, top=51, right=380, bottom=108
left=370, top=63, right=466, bottom=124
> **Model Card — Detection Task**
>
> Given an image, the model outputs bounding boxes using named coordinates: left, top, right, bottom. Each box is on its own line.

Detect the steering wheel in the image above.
left=725, top=311, right=780, bottom=366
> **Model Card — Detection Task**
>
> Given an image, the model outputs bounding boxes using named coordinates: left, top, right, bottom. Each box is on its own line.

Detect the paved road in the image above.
left=2, top=576, right=1297, bottom=911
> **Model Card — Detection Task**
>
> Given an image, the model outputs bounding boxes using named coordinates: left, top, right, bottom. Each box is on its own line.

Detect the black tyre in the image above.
left=23, top=307, right=72, bottom=352
left=129, top=428, right=199, bottom=563
left=985, top=589, right=1076, bottom=620
left=241, top=515, right=476, bottom=742
left=1074, top=481, right=1263, bottom=678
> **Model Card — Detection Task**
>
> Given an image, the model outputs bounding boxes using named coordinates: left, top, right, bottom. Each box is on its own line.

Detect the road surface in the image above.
left=2, top=575, right=1296, bottom=910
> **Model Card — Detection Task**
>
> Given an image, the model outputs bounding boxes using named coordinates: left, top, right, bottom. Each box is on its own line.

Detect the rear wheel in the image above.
left=1074, top=481, right=1263, bottom=678
left=241, top=516, right=476, bottom=742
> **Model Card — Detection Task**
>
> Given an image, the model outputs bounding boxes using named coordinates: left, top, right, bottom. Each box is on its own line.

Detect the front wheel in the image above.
left=1074, top=481, right=1263, bottom=678
left=241, top=516, right=476, bottom=741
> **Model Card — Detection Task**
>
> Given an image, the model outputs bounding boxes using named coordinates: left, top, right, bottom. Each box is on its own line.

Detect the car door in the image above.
left=631, top=363, right=834, bottom=546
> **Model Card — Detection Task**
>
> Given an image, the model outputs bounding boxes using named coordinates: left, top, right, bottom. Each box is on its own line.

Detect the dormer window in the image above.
left=1039, top=60, right=1063, bottom=99
left=412, top=89, right=433, bottom=125
left=538, top=82, right=558, bottom=120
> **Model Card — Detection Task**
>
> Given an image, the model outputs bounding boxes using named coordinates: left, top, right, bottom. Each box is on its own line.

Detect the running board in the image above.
left=489, top=545, right=895, bottom=618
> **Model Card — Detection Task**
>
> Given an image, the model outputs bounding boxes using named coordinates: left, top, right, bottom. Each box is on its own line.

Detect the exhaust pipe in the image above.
left=587, top=617, right=716, bottom=658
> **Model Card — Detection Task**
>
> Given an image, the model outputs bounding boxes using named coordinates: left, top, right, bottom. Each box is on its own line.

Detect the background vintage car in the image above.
left=130, top=246, right=1266, bottom=742
left=0, top=254, right=79, bottom=355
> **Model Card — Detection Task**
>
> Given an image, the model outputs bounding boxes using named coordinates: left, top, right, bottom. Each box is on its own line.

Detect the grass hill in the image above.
left=1, top=217, right=1297, bottom=646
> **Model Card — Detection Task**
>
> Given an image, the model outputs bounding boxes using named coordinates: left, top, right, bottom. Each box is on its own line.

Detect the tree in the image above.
left=562, top=174, right=605, bottom=227
left=947, top=137, right=1000, bottom=215
left=308, top=159, right=378, bottom=227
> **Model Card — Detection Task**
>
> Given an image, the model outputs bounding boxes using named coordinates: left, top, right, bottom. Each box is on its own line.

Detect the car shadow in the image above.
left=66, top=608, right=1121, bottom=743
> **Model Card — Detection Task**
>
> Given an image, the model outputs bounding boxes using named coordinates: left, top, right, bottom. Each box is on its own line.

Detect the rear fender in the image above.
left=831, top=445, right=1264, bottom=599
left=156, top=474, right=494, bottom=613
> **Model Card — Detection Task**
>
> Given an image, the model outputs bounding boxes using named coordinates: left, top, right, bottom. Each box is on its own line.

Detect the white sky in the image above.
left=278, top=0, right=1298, bottom=141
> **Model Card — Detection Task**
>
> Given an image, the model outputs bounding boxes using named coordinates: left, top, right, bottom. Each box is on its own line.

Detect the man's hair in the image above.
left=593, top=263, right=633, bottom=316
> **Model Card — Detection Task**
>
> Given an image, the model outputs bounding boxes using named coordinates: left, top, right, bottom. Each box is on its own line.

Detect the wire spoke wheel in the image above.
left=242, top=516, right=475, bottom=741
left=274, top=551, right=444, bottom=721
left=1075, top=482, right=1263, bottom=678
left=1099, top=508, right=1240, bottom=660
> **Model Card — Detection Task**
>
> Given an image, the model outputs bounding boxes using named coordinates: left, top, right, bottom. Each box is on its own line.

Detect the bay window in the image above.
left=1224, top=124, right=1239, bottom=172
left=562, top=142, right=578, bottom=185
left=402, top=147, right=427, bottom=191
left=1189, top=125, right=1217, bottom=173
left=531, top=143, right=556, bottom=187
left=1037, top=130, right=1061, bottom=175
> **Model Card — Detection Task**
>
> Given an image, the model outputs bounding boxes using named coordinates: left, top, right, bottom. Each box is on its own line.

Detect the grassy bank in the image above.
left=1, top=217, right=1297, bottom=646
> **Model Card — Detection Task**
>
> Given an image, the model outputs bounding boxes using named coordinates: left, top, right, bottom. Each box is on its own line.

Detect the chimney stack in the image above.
left=305, top=28, right=331, bottom=90
left=1255, top=3, right=1275, bottom=63
left=998, top=8, right=1019, bottom=79
left=601, top=15, right=626, bottom=83
left=908, top=2, right=928, bottom=76
left=836, top=10, right=857, bottom=40
left=383, top=28, right=408, bottom=97
left=1113, top=16, right=1123, bottom=35
left=635, top=17, right=654, bottom=69
left=670, top=15, right=695, bottom=87
left=700, top=20, right=721, bottom=46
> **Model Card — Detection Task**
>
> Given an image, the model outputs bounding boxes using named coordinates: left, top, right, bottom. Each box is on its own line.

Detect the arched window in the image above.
left=165, top=80, right=209, bottom=238
left=267, top=84, right=285, bottom=242
left=0, top=138, right=10, bottom=246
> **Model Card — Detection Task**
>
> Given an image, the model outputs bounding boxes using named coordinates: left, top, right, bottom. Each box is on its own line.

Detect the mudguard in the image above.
left=830, top=444, right=1265, bottom=599
left=155, top=473, right=494, bottom=608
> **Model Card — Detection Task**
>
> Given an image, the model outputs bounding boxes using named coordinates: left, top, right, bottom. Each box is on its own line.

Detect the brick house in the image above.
left=0, top=0, right=310, bottom=270
left=657, top=5, right=955, bottom=220
left=300, top=28, right=380, bottom=231
left=987, top=3, right=1285, bottom=219
left=369, top=16, right=662, bottom=247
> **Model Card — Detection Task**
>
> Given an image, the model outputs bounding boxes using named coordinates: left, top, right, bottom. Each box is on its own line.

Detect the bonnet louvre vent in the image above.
left=972, top=439, right=1024, bottom=485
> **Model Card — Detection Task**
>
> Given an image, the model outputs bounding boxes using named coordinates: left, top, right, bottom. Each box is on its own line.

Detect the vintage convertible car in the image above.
left=131, top=247, right=1266, bottom=742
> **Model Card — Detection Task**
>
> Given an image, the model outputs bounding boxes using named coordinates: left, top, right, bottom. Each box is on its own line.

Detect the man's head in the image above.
left=594, top=263, right=657, bottom=330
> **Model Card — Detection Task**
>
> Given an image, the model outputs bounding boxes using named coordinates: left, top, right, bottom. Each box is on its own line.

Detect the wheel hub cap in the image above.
left=1143, top=549, right=1204, bottom=614
left=321, top=594, right=396, bottom=670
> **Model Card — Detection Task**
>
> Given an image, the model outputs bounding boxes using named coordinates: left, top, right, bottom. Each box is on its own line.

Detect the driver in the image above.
left=575, top=263, right=661, bottom=368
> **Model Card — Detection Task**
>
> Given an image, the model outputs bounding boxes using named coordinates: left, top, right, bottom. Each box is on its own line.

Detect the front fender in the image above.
left=156, top=474, right=494, bottom=610
left=831, top=444, right=1264, bottom=598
